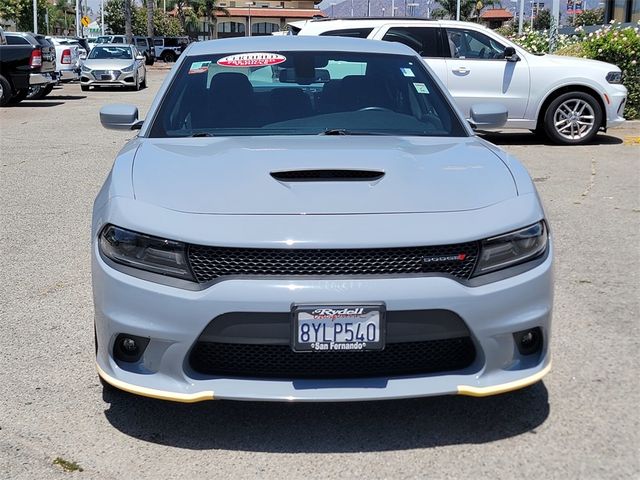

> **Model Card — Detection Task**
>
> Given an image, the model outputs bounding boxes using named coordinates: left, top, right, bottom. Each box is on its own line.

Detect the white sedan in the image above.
left=80, top=44, right=147, bottom=91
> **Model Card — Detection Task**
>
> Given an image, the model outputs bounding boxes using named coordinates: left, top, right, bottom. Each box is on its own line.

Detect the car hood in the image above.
left=132, top=136, right=518, bottom=215
left=542, top=54, right=618, bottom=71
left=84, top=59, right=134, bottom=69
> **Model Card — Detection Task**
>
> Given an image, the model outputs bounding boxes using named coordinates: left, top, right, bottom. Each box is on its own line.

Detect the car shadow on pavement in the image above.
left=479, top=132, right=623, bottom=146
left=102, top=382, right=549, bottom=452
left=13, top=101, right=66, bottom=107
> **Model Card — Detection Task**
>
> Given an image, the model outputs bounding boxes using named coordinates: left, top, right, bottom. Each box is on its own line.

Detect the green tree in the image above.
left=571, top=7, right=604, bottom=26
left=189, top=0, right=228, bottom=38
left=0, top=0, right=49, bottom=32
left=533, top=8, right=551, bottom=30
left=431, top=0, right=476, bottom=21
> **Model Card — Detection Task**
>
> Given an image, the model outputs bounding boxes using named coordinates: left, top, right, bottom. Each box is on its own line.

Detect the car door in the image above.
left=443, top=27, right=530, bottom=119
left=371, top=25, right=448, bottom=85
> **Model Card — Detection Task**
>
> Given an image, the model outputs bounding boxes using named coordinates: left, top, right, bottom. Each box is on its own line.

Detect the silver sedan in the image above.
left=80, top=44, right=146, bottom=91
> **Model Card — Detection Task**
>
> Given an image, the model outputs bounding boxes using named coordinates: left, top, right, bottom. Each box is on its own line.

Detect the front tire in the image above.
left=543, top=92, right=602, bottom=145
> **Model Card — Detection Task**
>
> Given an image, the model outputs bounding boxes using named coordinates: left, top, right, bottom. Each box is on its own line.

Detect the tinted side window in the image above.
left=6, top=35, right=30, bottom=45
left=445, top=28, right=506, bottom=59
left=320, top=28, right=373, bottom=39
left=112, top=37, right=124, bottom=44
left=164, top=38, right=178, bottom=47
left=154, top=39, right=163, bottom=46
left=382, top=27, right=441, bottom=58
left=136, top=38, right=147, bottom=47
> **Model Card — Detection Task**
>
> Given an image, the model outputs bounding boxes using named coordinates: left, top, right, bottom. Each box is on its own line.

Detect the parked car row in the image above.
left=92, top=35, right=192, bottom=65
left=0, top=27, right=156, bottom=105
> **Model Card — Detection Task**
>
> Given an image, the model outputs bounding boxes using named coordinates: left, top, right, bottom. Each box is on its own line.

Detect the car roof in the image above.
left=295, top=18, right=490, bottom=32
left=187, top=35, right=415, bottom=57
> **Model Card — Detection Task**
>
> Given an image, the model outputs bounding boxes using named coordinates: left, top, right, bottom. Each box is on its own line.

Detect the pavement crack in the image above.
left=580, top=156, right=597, bottom=198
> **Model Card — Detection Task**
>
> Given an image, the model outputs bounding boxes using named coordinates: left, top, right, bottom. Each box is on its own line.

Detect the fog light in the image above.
left=113, top=333, right=150, bottom=363
left=513, top=328, right=542, bottom=356
left=121, top=337, right=137, bottom=352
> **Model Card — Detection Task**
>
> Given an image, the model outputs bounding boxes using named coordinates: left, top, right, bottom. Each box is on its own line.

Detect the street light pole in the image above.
left=101, top=0, right=105, bottom=35
left=76, top=0, right=81, bottom=36
left=456, top=0, right=461, bottom=20
left=246, top=2, right=253, bottom=37
left=33, top=0, right=38, bottom=34
left=518, top=0, right=525, bottom=34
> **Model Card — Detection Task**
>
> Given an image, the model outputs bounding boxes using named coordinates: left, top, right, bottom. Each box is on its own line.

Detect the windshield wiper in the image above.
left=320, top=129, right=391, bottom=136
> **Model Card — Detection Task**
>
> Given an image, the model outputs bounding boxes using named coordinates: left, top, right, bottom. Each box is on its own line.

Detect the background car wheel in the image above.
left=140, top=75, right=147, bottom=89
left=27, top=84, right=54, bottom=100
left=162, top=51, right=176, bottom=63
left=133, top=75, right=141, bottom=91
left=81, top=85, right=89, bottom=91
left=543, top=91, right=602, bottom=145
left=0, top=74, right=13, bottom=107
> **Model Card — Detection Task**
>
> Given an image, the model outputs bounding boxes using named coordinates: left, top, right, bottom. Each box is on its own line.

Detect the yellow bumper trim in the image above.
left=457, top=361, right=551, bottom=397
left=97, top=364, right=214, bottom=403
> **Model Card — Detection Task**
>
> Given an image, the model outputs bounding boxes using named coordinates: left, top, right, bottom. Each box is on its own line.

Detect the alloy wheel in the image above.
left=553, top=98, right=595, bottom=141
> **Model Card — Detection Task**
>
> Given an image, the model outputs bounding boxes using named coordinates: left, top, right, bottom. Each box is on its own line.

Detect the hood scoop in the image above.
left=271, top=169, right=385, bottom=182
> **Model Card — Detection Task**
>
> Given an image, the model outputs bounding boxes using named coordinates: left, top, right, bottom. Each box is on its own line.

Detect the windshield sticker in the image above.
left=413, top=82, right=430, bottom=94
left=400, top=68, right=415, bottom=77
left=189, top=61, right=211, bottom=74
left=217, top=52, right=287, bottom=68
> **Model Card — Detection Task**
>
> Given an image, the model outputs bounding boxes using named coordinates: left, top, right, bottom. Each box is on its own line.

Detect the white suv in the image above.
left=295, top=19, right=628, bottom=144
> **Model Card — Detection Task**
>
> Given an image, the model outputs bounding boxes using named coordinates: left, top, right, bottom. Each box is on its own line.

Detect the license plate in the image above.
left=292, top=304, right=385, bottom=352
left=101, top=75, right=111, bottom=80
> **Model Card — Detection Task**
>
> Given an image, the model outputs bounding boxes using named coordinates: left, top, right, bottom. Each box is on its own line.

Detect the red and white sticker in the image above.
left=217, top=52, right=286, bottom=68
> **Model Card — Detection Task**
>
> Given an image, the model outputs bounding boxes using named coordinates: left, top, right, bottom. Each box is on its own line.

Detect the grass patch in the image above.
left=53, top=457, right=83, bottom=472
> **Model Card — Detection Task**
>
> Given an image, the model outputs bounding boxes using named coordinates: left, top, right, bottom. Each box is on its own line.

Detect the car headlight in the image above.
left=121, top=64, right=134, bottom=72
left=81, top=64, right=91, bottom=72
left=99, top=225, right=194, bottom=281
left=606, top=71, right=622, bottom=84
left=473, top=221, right=548, bottom=276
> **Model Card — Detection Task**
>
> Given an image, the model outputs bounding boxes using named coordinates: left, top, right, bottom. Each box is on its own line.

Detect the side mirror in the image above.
left=136, top=54, right=145, bottom=60
left=100, top=104, right=142, bottom=130
left=504, top=46, right=519, bottom=62
left=469, top=103, right=508, bottom=130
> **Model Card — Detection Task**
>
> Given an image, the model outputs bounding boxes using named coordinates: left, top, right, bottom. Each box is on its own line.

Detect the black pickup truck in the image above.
left=0, top=28, right=57, bottom=106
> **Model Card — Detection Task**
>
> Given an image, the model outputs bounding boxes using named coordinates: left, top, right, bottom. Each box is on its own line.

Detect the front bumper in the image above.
left=93, top=241, right=553, bottom=402
left=80, top=70, right=135, bottom=87
left=603, top=83, right=627, bottom=129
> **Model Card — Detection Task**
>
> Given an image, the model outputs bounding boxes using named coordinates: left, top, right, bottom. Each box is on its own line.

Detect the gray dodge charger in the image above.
left=92, top=36, right=553, bottom=402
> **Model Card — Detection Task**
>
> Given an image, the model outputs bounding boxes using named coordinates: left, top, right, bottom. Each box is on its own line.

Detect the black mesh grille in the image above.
left=189, top=338, right=476, bottom=379
left=187, top=242, right=479, bottom=283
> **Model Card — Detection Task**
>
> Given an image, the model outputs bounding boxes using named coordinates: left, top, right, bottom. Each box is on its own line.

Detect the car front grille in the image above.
left=189, top=337, right=476, bottom=379
left=187, top=242, right=479, bottom=283
left=92, top=70, right=120, bottom=80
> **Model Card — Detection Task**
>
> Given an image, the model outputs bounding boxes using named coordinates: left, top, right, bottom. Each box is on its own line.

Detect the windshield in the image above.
left=149, top=50, right=467, bottom=138
left=88, top=46, right=133, bottom=60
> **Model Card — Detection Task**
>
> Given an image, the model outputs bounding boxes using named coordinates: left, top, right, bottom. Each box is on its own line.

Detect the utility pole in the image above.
left=456, top=0, right=461, bottom=20
left=33, top=0, right=38, bottom=33
left=75, top=0, right=80, bottom=36
left=101, top=0, right=105, bottom=35
left=518, top=0, right=525, bottom=33
left=392, top=0, right=395, bottom=16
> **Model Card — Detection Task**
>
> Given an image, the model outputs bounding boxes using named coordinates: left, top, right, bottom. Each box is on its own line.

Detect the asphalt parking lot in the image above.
left=1, top=68, right=639, bottom=479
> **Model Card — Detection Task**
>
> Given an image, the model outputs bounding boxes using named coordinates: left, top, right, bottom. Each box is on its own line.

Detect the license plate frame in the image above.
left=291, top=303, right=386, bottom=352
